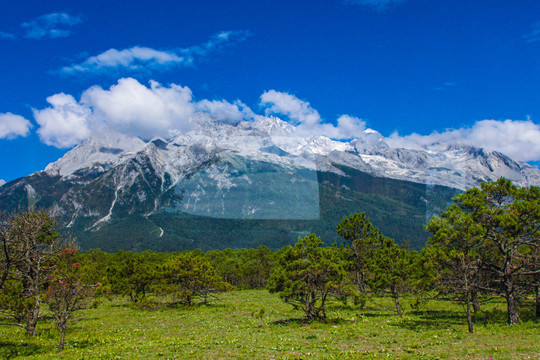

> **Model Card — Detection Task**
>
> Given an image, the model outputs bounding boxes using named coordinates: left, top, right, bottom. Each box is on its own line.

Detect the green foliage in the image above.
left=204, top=246, right=275, bottom=289
left=267, top=234, right=350, bottom=320
left=104, top=250, right=164, bottom=303
left=0, top=279, right=33, bottom=324
left=0, top=210, right=68, bottom=335
left=426, top=177, right=540, bottom=326
left=369, top=240, right=417, bottom=317
left=162, top=252, right=227, bottom=306
left=336, top=211, right=385, bottom=293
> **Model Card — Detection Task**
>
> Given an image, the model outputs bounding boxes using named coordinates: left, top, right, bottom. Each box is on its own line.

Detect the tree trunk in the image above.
left=471, top=290, right=481, bottom=313
left=305, top=287, right=312, bottom=320
left=58, top=326, right=66, bottom=351
left=25, top=295, right=41, bottom=336
left=392, top=285, right=402, bottom=318
left=506, top=291, right=519, bottom=325
left=536, top=284, right=540, bottom=320
left=466, top=290, right=474, bottom=333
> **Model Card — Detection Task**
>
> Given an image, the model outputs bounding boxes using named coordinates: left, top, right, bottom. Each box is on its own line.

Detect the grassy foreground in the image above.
left=1, top=290, right=538, bottom=359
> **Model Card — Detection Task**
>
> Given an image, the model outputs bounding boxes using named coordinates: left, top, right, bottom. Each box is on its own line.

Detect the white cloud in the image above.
left=196, top=99, right=254, bottom=124
left=387, top=119, right=540, bottom=162
left=335, top=114, right=367, bottom=136
left=19, top=81, right=540, bottom=163
left=22, top=12, right=82, bottom=39
left=345, top=0, right=406, bottom=12
left=61, top=47, right=187, bottom=74
left=29, top=78, right=253, bottom=147
left=0, top=113, right=32, bottom=139
left=34, top=93, right=92, bottom=148
left=60, top=30, right=251, bottom=75
left=260, top=90, right=365, bottom=139
left=81, top=78, right=195, bottom=138
left=260, top=90, right=321, bottom=126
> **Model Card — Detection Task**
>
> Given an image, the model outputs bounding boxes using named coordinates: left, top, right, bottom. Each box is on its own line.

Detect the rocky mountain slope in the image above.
left=1, top=116, right=538, bottom=251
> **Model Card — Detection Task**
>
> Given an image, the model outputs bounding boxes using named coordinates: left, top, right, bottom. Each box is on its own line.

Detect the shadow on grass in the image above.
left=473, top=308, right=512, bottom=325
left=63, top=338, right=109, bottom=350
left=271, top=317, right=356, bottom=326
left=0, top=341, right=46, bottom=360
left=392, top=310, right=465, bottom=330
left=164, top=302, right=228, bottom=310
left=355, top=312, right=392, bottom=318
left=395, top=307, right=536, bottom=330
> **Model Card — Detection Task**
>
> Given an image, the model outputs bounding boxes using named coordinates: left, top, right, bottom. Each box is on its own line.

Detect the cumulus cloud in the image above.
left=81, top=78, right=195, bottom=138
left=34, top=93, right=92, bottom=147
left=60, top=30, right=251, bottom=75
left=22, top=12, right=82, bottom=39
left=345, top=0, right=406, bottom=12
left=16, top=80, right=540, bottom=163
left=260, top=90, right=365, bottom=139
left=387, top=119, right=540, bottom=162
left=196, top=99, right=255, bottom=124
left=260, top=90, right=321, bottom=126
left=0, top=113, right=32, bottom=139
left=30, top=78, right=252, bottom=147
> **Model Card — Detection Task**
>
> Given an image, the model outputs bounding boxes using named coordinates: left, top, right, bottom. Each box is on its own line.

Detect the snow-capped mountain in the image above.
left=43, top=116, right=540, bottom=191
left=1, top=116, right=538, bottom=251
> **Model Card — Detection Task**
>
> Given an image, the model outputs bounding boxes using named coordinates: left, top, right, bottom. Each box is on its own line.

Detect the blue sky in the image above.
left=1, top=0, right=540, bottom=182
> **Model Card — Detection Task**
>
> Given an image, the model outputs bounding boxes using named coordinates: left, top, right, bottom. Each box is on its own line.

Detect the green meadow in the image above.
left=1, top=290, right=538, bottom=360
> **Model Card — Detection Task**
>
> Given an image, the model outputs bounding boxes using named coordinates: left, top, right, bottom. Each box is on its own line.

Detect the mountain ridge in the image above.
left=1, top=116, right=538, bottom=251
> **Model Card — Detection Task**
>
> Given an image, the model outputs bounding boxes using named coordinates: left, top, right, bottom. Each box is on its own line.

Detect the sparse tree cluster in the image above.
left=1, top=176, right=537, bottom=347
left=426, top=178, right=540, bottom=329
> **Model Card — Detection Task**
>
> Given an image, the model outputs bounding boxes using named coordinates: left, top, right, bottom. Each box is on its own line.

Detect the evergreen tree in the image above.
left=105, top=250, right=161, bottom=303
left=427, top=178, right=540, bottom=326
left=267, top=234, right=350, bottom=320
left=426, top=205, right=485, bottom=333
left=370, top=238, right=416, bottom=318
left=336, top=212, right=380, bottom=293
left=162, top=252, right=227, bottom=306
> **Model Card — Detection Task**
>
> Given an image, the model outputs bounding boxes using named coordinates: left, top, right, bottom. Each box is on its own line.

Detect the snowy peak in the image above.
left=39, top=117, right=540, bottom=191
left=45, top=132, right=146, bottom=177
left=351, top=129, right=390, bottom=154
left=251, top=116, right=295, bottom=136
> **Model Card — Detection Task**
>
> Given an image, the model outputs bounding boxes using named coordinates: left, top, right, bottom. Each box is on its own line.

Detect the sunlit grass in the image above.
left=0, top=290, right=538, bottom=359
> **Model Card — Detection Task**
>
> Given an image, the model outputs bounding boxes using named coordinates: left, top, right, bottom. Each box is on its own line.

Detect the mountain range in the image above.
left=1, top=116, right=539, bottom=251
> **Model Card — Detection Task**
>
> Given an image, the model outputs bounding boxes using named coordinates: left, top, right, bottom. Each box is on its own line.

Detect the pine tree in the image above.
left=267, top=234, right=350, bottom=320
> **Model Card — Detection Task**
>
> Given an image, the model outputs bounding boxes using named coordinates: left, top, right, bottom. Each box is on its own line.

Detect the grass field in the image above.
left=1, top=290, right=538, bottom=359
